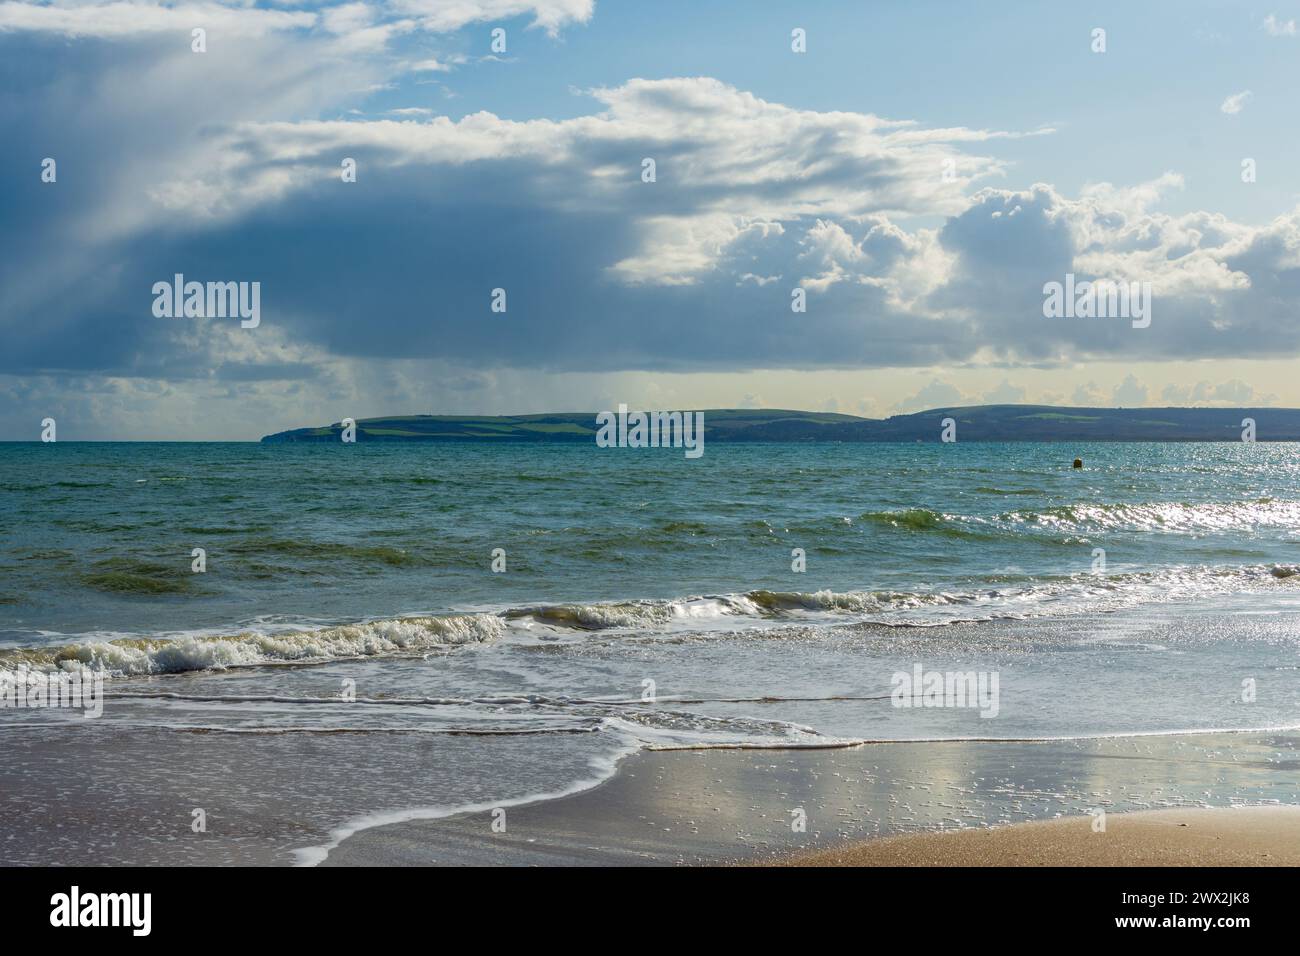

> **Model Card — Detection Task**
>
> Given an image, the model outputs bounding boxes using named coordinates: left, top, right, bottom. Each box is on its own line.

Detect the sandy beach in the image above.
left=1, top=719, right=1297, bottom=866
left=320, top=730, right=1300, bottom=866
left=778, top=806, right=1300, bottom=866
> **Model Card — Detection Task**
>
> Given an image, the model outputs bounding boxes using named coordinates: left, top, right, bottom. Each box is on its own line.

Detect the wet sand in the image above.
left=2, top=723, right=1296, bottom=866
left=323, top=731, right=1300, bottom=865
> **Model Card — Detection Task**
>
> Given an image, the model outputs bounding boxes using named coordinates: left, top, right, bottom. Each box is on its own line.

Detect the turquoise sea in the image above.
left=3, top=440, right=1299, bottom=862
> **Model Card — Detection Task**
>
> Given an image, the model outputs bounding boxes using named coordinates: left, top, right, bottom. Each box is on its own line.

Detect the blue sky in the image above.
left=4, top=0, right=1300, bottom=438
left=396, top=1, right=1300, bottom=223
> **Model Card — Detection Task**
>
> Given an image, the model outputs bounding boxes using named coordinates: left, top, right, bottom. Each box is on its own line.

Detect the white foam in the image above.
left=291, top=737, right=639, bottom=866
left=1, top=613, right=504, bottom=679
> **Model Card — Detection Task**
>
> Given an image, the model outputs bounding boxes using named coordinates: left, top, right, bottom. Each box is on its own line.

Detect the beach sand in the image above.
left=323, top=731, right=1300, bottom=866
left=777, top=805, right=1300, bottom=866
left=2, top=723, right=1296, bottom=866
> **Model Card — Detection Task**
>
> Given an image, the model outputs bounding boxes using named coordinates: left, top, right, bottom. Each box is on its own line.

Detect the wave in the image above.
left=81, top=558, right=197, bottom=595
left=0, top=614, right=503, bottom=678
left=858, top=508, right=981, bottom=536
left=1002, top=499, right=1300, bottom=534
left=751, top=562, right=1299, bottom=619
left=504, top=594, right=761, bottom=630
left=292, top=742, right=637, bottom=866
left=747, top=588, right=963, bottom=614
left=848, top=499, right=1300, bottom=540
left=6, top=562, right=1298, bottom=680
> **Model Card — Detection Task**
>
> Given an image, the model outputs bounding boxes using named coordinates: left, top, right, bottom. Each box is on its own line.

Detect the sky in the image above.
left=4, top=0, right=1300, bottom=439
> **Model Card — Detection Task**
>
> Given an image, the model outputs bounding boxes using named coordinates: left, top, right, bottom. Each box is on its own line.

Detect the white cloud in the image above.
left=982, top=379, right=1027, bottom=404
left=385, top=0, right=593, bottom=36
left=1161, top=378, right=1277, bottom=405
left=0, top=0, right=590, bottom=43
left=154, top=77, right=1018, bottom=286
left=1071, top=381, right=1104, bottom=405
left=321, top=2, right=375, bottom=33
left=0, top=1, right=317, bottom=38
left=1263, top=14, right=1297, bottom=36
left=893, top=378, right=968, bottom=413
left=1220, top=90, right=1252, bottom=115
left=408, top=55, right=468, bottom=73
left=8, top=10, right=1300, bottom=419
left=23, top=65, right=1300, bottom=375
left=1112, top=373, right=1148, bottom=406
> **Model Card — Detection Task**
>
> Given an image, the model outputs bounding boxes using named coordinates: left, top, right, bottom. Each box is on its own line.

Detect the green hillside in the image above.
left=261, top=405, right=1300, bottom=443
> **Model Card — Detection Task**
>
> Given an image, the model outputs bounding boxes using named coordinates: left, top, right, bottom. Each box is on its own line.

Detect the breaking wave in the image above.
left=0, top=614, right=504, bottom=679
left=4, top=562, right=1298, bottom=681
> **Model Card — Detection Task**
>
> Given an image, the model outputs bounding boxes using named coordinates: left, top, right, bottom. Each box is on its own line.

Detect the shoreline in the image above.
left=0, top=723, right=1296, bottom=866
left=320, top=730, right=1300, bottom=866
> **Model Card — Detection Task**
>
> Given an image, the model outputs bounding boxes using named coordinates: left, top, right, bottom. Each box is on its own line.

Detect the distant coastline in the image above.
left=260, top=404, right=1300, bottom=443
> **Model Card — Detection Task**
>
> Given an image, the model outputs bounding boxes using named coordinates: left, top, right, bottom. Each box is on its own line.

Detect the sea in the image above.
left=2, top=440, right=1299, bottom=862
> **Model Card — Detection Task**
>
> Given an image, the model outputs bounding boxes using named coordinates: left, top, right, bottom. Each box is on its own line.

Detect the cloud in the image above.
left=0, top=1, right=317, bottom=38
left=1071, top=381, right=1105, bottom=405
left=982, top=379, right=1027, bottom=404
left=158, top=76, right=1015, bottom=288
left=0, top=0, right=592, bottom=41
left=1263, top=14, right=1297, bottom=36
left=1220, top=90, right=1252, bottom=115
left=1111, top=373, right=1148, bottom=406
left=10, top=13, right=1300, bottom=437
left=7, top=59, right=1300, bottom=389
left=893, top=378, right=968, bottom=413
left=408, top=54, right=468, bottom=73
left=1161, top=379, right=1278, bottom=405
left=389, top=0, right=593, bottom=36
